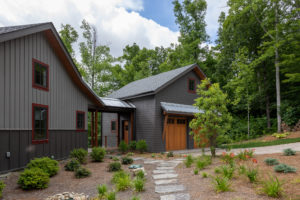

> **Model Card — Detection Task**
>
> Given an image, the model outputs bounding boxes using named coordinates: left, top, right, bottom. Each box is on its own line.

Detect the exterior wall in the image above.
left=120, top=113, right=131, bottom=142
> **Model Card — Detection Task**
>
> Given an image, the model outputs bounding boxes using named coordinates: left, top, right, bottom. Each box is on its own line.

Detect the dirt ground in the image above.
left=1, top=155, right=159, bottom=200
left=177, top=152, right=300, bottom=200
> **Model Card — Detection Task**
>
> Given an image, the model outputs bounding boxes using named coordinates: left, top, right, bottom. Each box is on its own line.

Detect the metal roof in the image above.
left=0, top=23, right=49, bottom=35
left=107, top=64, right=204, bottom=99
left=161, top=102, right=203, bottom=115
left=100, top=97, right=135, bottom=109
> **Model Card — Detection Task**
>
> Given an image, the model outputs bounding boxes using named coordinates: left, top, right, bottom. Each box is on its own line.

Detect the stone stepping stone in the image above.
left=155, top=179, right=178, bottom=185
left=160, top=193, right=190, bottom=200
left=158, top=163, right=178, bottom=167
left=132, top=157, right=144, bottom=161
left=173, top=158, right=185, bottom=161
left=157, top=167, right=175, bottom=170
left=144, top=159, right=160, bottom=164
left=153, top=169, right=175, bottom=174
left=155, top=184, right=185, bottom=194
left=153, top=173, right=178, bottom=179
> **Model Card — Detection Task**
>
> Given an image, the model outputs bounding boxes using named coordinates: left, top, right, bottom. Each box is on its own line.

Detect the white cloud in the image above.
left=0, top=0, right=179, bottom=58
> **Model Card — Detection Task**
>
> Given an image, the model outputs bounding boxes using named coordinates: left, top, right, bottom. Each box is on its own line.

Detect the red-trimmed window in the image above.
left=32, top=104, right=49, bottom=144
left=188, top=78, right=196, bottom=93
left=111, top=120, right=117, bottom=133
left=76, top=111, right=85, bottom=131
left=32, top=58, right=49, bottom=91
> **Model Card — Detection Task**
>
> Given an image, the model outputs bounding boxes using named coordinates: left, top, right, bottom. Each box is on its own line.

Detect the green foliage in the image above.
left=283, top=148, right=296, bottom=156
left=264, top=158, right=279, bottom=166
left=245, top=167, right=258, bottom=183
left=97, top=184, right=107, bottom=199
left=91, top=147, right=106, bottom=162
left=136, top=140, right=147, bottom=153
left=18, top=168, right=50, bottom=190
left=261, top=175, right=283, bottom=198
left=70, top=148, right=88, bottom=164
left=26, top=157, right=59, bottom=177
left=106, top=191, right=116, bottom=200
left=194, top=169, right=199, bottom=175
left=202, top=172, right=208, bottom=178
left=151, top=153, right=155, bottom=158
left=212, top=176, right=231, bottom=193
left=108, top=162, right=122, bottom=172
left=237, top=149, right=254, bottom=160
left=119, top=141, right=128, bottom=154
left=190, top=79, right=232, bottom=157
left=121, top=156, right=133, bottom=165
left=220, top=152, right=235, bottom=166
left=136, top=170, right=145, bottom=180
left=131, top=196, right=140, bottom=200
left=167, top=151, right=174, bottom=157
left=0, top=181, right=5, bottom=198
left=184, top=155, right=194, bottom=168
left=127, top=152, right=134, bottom=157
left=238, top=165, right=246, bottom=175
left=220, top=165, right=235, bottom=179
left=112, top=171, right=129, bottom=184
left=272, top=132, right=290, bottom=139
left=214, top=167, right=221, bottom=174
left=129, top=141, right=137, bottom=150
left=64, top=159, right=80, bottom=171
left=112, top=157, right=119, bottom=161
left=75, top=167, right=91, bottom=178
left=274, top=164, right=296, bottom=173
left=115, top=174, right=131, bottom=191
left=59, top=24, right=78, bottom=59
left=196, top=158, right=209, bottom=170
left=133, top=178, right=145, bottom=192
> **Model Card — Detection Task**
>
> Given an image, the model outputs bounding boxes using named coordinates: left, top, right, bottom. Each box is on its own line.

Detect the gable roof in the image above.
left=107, top=64, right=206, bottom=100
left=0, top=22, right=104, bottom=107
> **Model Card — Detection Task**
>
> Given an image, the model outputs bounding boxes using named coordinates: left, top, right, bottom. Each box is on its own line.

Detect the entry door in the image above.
left=166, top=118, right=187, bottom=151
left=123, top=121, right=129, bottom=144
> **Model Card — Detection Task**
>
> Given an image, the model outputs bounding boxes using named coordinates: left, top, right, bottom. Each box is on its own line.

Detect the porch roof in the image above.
left=161, top=102, right=203, bottom=116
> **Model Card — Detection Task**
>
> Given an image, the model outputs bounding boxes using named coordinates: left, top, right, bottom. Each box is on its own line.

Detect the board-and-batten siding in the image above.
left=0, top=32, right=91, bottom=130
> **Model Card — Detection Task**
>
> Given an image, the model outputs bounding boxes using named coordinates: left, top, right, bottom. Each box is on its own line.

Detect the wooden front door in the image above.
left=166, top=118, right=187, bottom=151
left=123, top=121, right=129, bottom=144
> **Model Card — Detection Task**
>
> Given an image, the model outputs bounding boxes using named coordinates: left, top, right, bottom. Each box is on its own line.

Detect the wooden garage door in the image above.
left=166, top=118, right=187, bottom=151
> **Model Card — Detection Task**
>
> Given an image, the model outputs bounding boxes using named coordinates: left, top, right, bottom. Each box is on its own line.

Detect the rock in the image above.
left=155, top=184, right=185, bottom=193
left=132, top=167, right=147, bottom=176
left=46, top=192, right=89, bottom=200
left=153, top=169, right=175, bottom=174
left=153, top=173, right=178, bottom=179
left=155, top=179, right=178, bottom=185
left=160, top=193, right=190, bottom=200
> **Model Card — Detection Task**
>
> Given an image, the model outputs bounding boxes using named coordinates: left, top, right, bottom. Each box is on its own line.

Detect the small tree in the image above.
left=190, top=78, right=232, bottom=157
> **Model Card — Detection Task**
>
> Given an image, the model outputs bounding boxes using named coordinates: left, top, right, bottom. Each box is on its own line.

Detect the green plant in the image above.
left=283, top=148, right=296, bottom=156
left=0, top=181, right=5, bottom=198
left=127, top=152, right=134, bottom=157
left=184, top=155, right=194, bottom=168
left=133, top=178, right=145, bottom=192
left=75, top=167, right=91, bottom=178
left=136, top=140, right=147, bottom=153
left=238, top=165, right=246, bottom=175
left=274, top=164, right=297, bottom=173
left=214, top=167, right=221, bottom=174
left=106, top=191, right=116, bottom=200
left=91, top=147, right=106, bottom=162
left=112, top=171, right=130, bottom=184
left=136, top=170, right=145, bottom=180
left=245, top=167, right=258, bottom=182
left=220, top=165, right=235, bottom=179
left=119, top=141, right=128, bottom=153
left=220, top=152, right=235, bottom=166
left=115, top=175, right=131, bottom=191
left=167, top=151, right=174, bottom=157
left=212, top=176, right=231, bottom=193
left=64, top=159, right=80, bottom=171
left=272, top=132, right=290, bottom=138
left=261, top=175, right=283, bottom=197
left=202, top=172, right=208, bottom=178
left=131, top=196, right=140, bottom=200
left=194, top=169, right=199, bottom=175
left=151, top=153, right=155, bottom=158
left=112, top=157, right=119, bottom=161
left=18, top=168, right=50, bottom=190
left=121, top=156, right=133, bottom=165
left=108, top=162, right=122, bottom=172
left=264, top=158, right=279, bottom=166
left=129, top=141, right=137, bottom=150
left=237, top=149, right=254, bottom=160
left=97, top=184, right=108, bottom=199
left=70, top=148, right=88, bottom=164
left=26, top=157, right=59, bottom=177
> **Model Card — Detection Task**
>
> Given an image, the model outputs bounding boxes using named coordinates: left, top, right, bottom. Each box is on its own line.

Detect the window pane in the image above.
left=167, top=119, right=174, bottom=124
left=34, top=62, right=48, bottom=88
left=189, top=79, right=195, bottom=91
left=33, top=106, right=48, bottom=141
left=42, top=67, right=47, bottom=87
left=111, top=121, right=116, bottom=131
left=77, top=113, right=84, bottom=129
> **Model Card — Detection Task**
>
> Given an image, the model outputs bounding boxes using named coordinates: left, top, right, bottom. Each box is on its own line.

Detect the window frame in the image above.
left=32, top=58, right=49, bottom=91
left=76, top=111, right=85, bottom=132
left=32, top=103, right=49, bottom=144
left=188, top=78, right=196, bottom=93
left=111, top=120, right=117, bottom=133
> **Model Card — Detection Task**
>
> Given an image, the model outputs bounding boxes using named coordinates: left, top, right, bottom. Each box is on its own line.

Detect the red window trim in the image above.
left=32, top=103, right=49, bottom=144
left=76, top=111, right=85, bottom=132
left=111, top=120, right=117, bottom=133
left=32, top=58, right=49, bottom=91
left=188, top=78, right=196, bottom=94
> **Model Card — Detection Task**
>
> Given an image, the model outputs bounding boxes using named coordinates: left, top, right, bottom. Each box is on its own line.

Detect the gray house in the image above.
left=102, top=64, right=206, bottom=152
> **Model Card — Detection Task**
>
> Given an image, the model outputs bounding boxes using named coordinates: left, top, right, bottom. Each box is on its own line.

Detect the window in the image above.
left=111, top=120, right=117, bottom=132
left=32, top=58, right=49, bottom=91
left=188, top=78, right=196, bottom=93
left=76, top=111, right=85, bottom=131
left=167, top=118, right=175, bottom=124
left=32, top=104, right=48, bottom=144
left=177, top=119, right=186, bottom=124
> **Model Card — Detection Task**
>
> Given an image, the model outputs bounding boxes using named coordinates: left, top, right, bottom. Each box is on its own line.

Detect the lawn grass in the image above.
left=221, top=137, right=300, bottom=149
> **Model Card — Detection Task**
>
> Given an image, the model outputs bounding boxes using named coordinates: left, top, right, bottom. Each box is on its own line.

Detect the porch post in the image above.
left=130, top=111, right=133, bottom=141
left=91, top=111, right=94, bottom=147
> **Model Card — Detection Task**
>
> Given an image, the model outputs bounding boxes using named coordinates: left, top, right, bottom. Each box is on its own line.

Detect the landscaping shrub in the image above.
left=167, top=151, right=174, bottom=157
left=18, top=168, right=50, bottom=190
left=70, top=148, right=88, bottom=164
left=131, top=196, right=140, bottom=200
left=238, top=165, right=247, bottom=175
left=112, top=157, right=119, bottom=161
left=194, top=169, right=199, bottom=175
left=220, top=165, right=235, bottom=179
left=129, top=141, right=137, bottom=150
left=127, top=152, right=134, bottom=157
left=202, top=172, right=208, bottom=178
left=115, top=175, right=131, bottom=191
left=196, top=156, right=212, bottom=170
left=184, top=155, right=194, bottom=168
left=121, top=156, right=133, bottom=165
left=212, top=176, right=231, bottom=193
left=75, top=167, right=91, bottom=178
left=261, top=175, right=283, bottom=198
left=107, top=191, right=116, bottom=200
left=220, top=152, right=235, bottom=166
left=237, top=149, right=254, bottom=160
left=108, top=162, right=121, bottom=172
left=283, top=148, right=296, bottom=156
left=97, top=184, right=107, bottom=199
left=245, top=167, right=258, bottom=182
left=264, top=158, right=279, bottom=166
left=0, top=181, right=5, bottom=198
left=119, top=141, right=128, bottom=153
left=91, top=147, right=106, bottom=162
left=274, top=164, right=297, bottom=173
left=214, top=167, right=221, bottom=174
left=136, top=140, right=147, bottom=153
left=26, top=157, right=59, bottom=177
left=272, top=132, right=290, bottom=139
left=136, top=170, right=145, bottom=180
left=112, top=171, right=130, bottom=184
left=151, top=153, right=155, bottom=158
left=64, top=159, right=80, bottom=171
left=133, top=178, right=145, bottom=192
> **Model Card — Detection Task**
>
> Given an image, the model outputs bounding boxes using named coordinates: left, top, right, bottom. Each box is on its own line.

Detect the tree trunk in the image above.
left=209, top=133, right=217, bottom=157
left=263, top=64, right=271, bottom=129
left=275, top=3, right=281, bottom=133
left=248, top=102, right=250, bottom=138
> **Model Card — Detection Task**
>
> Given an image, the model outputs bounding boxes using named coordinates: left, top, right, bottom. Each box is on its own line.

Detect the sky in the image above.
left=0, top=0, right=228, bottom=58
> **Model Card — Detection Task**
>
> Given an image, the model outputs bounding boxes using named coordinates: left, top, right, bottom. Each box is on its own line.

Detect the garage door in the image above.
left=166, top=118, right=187, bottom=151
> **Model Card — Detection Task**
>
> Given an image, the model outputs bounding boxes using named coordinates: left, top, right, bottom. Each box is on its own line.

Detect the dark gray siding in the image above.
left=102, top=113, right=118, bottom=148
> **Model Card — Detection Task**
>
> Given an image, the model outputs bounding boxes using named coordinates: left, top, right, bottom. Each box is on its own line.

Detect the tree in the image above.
left=190, top=79, right=232, bottom=157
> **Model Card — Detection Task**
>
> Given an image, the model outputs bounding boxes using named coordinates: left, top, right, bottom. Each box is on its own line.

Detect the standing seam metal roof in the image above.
left=161, top=102, right=203, bottom=115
